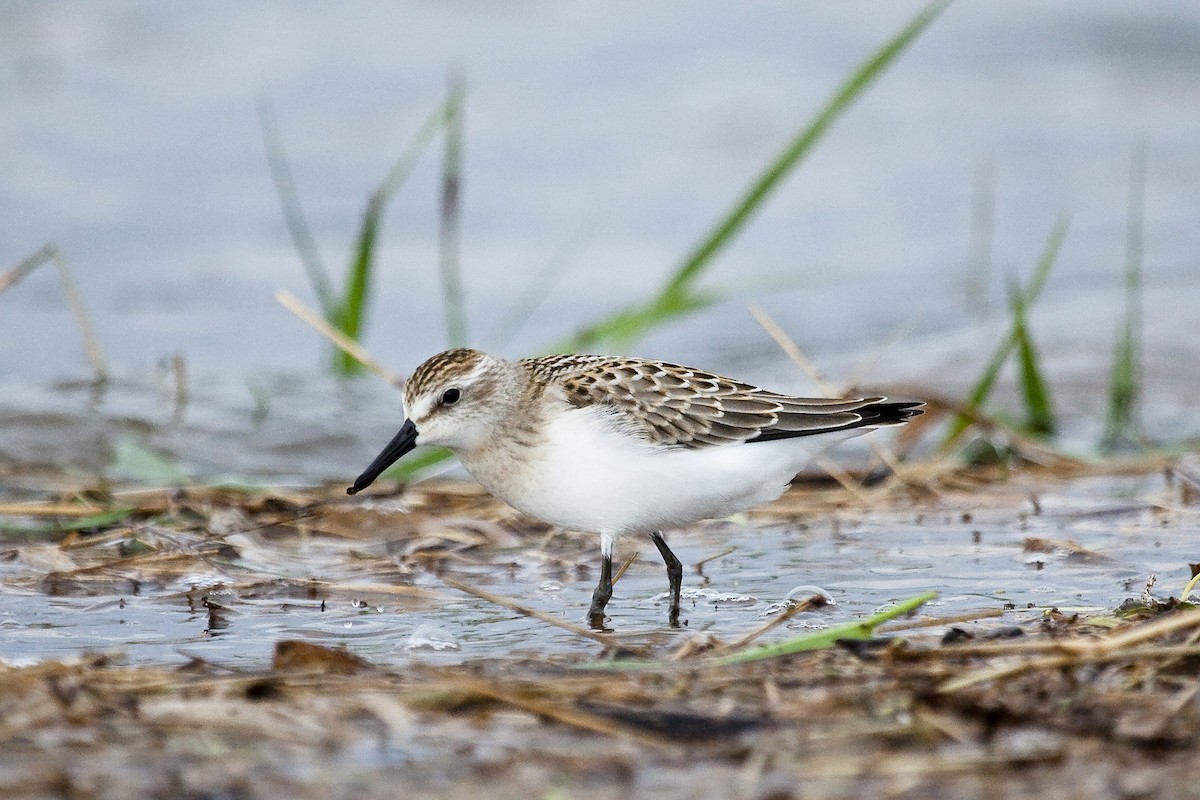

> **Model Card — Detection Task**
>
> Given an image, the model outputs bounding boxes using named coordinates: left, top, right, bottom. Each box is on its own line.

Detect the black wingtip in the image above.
left=747, top=399, right=924, bottom=444
left=869, top=400, right=924, bottom=425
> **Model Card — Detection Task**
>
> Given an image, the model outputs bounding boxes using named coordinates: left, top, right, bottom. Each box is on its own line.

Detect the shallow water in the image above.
left=1, top=471, right=1192, bottom=669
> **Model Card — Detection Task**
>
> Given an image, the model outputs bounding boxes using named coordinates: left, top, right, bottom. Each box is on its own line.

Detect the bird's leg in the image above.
left=588, top=534, right=614, bottom=629
left=650, top=531, right=683, bottom=627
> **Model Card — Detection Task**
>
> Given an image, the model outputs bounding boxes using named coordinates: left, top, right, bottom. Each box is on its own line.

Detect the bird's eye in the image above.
left=440, top=387, right=461, bottom=406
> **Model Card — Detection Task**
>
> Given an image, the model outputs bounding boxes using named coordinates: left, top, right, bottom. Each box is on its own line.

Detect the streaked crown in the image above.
left=401, top=348, right=523, bottom=452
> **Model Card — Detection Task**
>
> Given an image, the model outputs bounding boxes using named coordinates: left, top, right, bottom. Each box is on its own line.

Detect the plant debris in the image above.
left=1, top=457, right=1198, bottom=799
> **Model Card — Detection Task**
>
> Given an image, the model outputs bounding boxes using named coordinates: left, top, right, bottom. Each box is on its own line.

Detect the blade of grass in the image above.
left=52, top=248, right=109, bottom=383
left=663, top=2, right=949, bottom=302
left=112, top=438, right=190, bottom=486
left=1103, top=144, right=1146, bottom=451
left=0, top=243, right=107, bottom=382
left=712, top=590, right=936, bottom=666
left=582, top=591, right=937, bottom=672
left=940, top=215, right=1068, bottom=451
left=563, top=0, right=950, bottom=352
left=0, top=242, right=56, bottom=295
left=439, top=73, right=468, bottom=348
left=384, top=446, right=453, bottom=483
left=258, top=97, right=336, bottom=318
left=0, top=507, right=137, bottom=537
left=333, top=193, right=384, bottom=375
left=275, top=289, right=404, bottom=386
left=333, top=94, right=457, bottom=375
left=1008, top=277, right=1055, bottom=436
left=441, top=577, right=617, bottom=647
left=561, top=289, right=718, bottom=353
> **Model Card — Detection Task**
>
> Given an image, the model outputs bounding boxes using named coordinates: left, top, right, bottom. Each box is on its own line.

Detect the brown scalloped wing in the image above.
left=520, top=355, right=883, bottom=449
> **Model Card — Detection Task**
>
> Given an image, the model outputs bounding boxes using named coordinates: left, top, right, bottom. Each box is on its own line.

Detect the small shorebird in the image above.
left=348, top=348, right=921, bottom=627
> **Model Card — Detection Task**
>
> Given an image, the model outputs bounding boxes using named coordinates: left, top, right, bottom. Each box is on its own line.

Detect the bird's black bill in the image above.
left=347, top=418, right=419, bottom=495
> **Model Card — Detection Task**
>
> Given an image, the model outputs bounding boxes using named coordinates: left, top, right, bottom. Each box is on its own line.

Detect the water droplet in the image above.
left=785, top=585, right=835, bottom=605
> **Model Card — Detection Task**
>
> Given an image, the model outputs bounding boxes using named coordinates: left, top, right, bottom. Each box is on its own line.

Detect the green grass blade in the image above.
left=112, top=437, right=191, bottom=485
left=941, top=215, right=1068, bottom=449
left=257, top=97, right=336, bottom=318
left=563, top=0, right=950, bottom=352
left=385, top=447, right=453, bottom=482
left=560, top=290, right=718, bottom=354
left=332, top=97, right=456, bottom=375
left=439, top=75, right=468, bottom=348
left=581, top=591, right=937, bottom=672
left=1103, top=144, right=1146, bottom=451
left=1009, top=280, right=1055, bottom=436
left=345, top=447, right=453, bottom=488
left=332, top=195, right=383, bottom=375
left=712, top=591, right=937, bottom=666
left=1105, top=332, right=1137, bottom=446
left=663, top=1, right=950, bottom=299
left=377, top=95, right=456, bottom=200
left=0, top=507, right=137, bottom=537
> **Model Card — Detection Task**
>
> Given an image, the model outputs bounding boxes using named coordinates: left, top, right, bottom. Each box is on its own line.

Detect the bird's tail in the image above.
left=855, top=400, right=924, bottom=428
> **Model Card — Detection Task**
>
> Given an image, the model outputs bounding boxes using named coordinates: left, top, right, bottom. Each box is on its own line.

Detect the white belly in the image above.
left=461, top=404, right=849, bottom=536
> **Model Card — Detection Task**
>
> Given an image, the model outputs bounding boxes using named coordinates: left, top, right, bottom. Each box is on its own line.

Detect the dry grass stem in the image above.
left=745, top=300, right=834, bottom=393
left=440, top=576, right=618, bottom=647
left=0, top=243, right=56, bottom=294
left=276, top=288, right=404, bottom=386
left=746, top=300, right=916, bottom=495
left=725, top=596, right=817, bottom=651
left=52, top=249, right=108, bottom=381
left=879, top=607, right=1006, bottom=632
left=695, top=547, right=736, bottom=571
left=612, top=551, right=638, bottom=585
left=305, top=580, right=446, bottom=600
left=455, top=678, right=673, bottom=748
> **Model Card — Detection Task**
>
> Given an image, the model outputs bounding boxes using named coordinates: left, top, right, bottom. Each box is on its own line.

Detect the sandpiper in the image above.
left=348, top=348, right=921, bottom=627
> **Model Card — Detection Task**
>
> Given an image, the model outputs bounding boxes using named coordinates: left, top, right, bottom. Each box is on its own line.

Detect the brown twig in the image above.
left=611, top=551, right=638, bottom=586
left=3, top=245, right=107, bottom=381
left=936, top=609, right=1200, bottom=692
left=880, top=607, right=1006, bottom=633
left=724, top=596, right=818, bottom=651
left=52, top=249, right=108, bottom=381
left=454, top=678, right=672, bottom=748
left=695, top=547, right=736, bottom=571
left=275, top=289, right=404, bottom=386
left=441, top=576, right=618, bottom=647
left=0, top=243, right=55, bottom=294
left=745, top=300, right=914, bottom=500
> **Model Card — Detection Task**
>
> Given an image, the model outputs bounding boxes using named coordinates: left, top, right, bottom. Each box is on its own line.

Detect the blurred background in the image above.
left=2, top=1, right=1198, bottom=484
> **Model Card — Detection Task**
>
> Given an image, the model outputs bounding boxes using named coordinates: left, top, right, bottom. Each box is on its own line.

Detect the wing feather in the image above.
left=519, top=354, right=921, bottom=449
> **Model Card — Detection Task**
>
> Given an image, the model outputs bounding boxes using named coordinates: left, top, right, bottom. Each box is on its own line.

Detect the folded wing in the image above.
left=521, top=355, right=922, bottom=449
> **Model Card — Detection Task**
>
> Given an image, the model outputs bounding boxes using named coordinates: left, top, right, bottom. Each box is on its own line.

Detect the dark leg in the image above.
left=588, top=551, right=613, bottom=629
left=650, top=531, right=683, bottom=627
